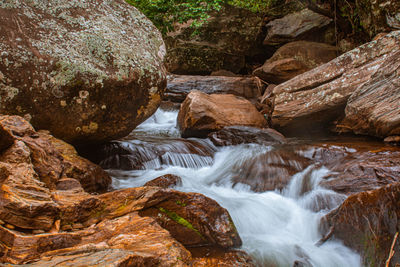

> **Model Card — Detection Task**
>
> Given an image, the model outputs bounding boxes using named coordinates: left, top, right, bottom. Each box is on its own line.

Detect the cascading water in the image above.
left=108, top=108, right=361, bottom=267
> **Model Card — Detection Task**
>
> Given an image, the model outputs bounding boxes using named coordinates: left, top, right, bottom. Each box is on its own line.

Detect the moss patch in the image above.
left=159, top=207, right=204, bottom=240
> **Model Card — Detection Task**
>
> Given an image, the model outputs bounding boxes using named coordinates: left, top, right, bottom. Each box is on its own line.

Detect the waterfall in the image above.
left=109, top=108, right=361, bottom=267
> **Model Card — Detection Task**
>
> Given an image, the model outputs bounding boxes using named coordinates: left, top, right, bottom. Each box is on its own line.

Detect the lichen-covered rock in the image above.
left=271, top=30, right=400, bottom=136
left=253, top=41, right=338, bottom=84
left=338, top=0, right=400, bottom=38
left=165, top=5, right=263, bottom=74
left=263, top=9, right=334, bottom=46
left=0, top=0, right=166, bottom=145
left=337, top=50, right=400, bottom=138
left=178, top=91, right=267, bottom=138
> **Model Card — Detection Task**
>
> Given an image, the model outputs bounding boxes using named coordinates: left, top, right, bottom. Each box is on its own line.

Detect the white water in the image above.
left=110, top=108, right=361, bottom=267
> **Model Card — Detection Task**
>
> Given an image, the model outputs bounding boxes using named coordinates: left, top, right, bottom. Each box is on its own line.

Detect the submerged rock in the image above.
left=177, top=91, right=267, bottom=138
left=166, top=75, right=263, bottom=103
left=321, top=183, right=400, bottom=266
left=253, top=41, right=338, bottom=84
left=208, top=126, right=286, bottom=146
left=271, top=30, right=400, bottom=136
left=0, top=0, right=166, bottom=145
left=144, top=174, right=183, bottom=188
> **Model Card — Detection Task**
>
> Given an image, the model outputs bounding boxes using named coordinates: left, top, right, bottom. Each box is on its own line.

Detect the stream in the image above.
left=105, top=108, right=362, bottom=267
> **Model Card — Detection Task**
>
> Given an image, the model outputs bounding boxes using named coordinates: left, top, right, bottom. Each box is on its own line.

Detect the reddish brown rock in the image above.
left=144, top=174, right=182, bottom=188
left=263, top=9, right=334, bottom=46
left=321, top=183, right=400, bottom=266
left=98, top=187, right=242, bottom=249
left=0, top=115, right=111, bottom=231
left=190, top=248, right=255, bottom=266
left=47, top=135, right=111, bottom=193
left=0, top=212, right=191, bottom=265
left=271, top=31, right=400, bottom=136
left=253, top=41, right=338, bottom=84
left=166, top=75, right=264, bottom=103
left=0, top=0, right=166, bottom=145
left=336, top=50, right=400, bottom=138
left=178, top=91, right=267, bottom=138
left=208, top=126, right=286, bottom=146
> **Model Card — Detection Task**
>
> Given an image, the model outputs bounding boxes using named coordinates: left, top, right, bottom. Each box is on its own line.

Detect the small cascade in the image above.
left=108, top=108, right=361, bottom=267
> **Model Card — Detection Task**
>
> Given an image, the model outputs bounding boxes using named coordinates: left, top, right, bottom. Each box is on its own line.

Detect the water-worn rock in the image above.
left=253, top=41, right=338, bottom=84
left=165, top=75, right=264, bottom=103
left=144, top=174, right=182, bottom=188
left=178, top=91, right=267, bottom=138
left=263, top=9, right=334, bottom=46
left=208, top=126, right=286, bottom=146
left=0, top=0, right=166, bottom=145
left=271, top=31, right=400, bottom=136
left=165, top=5, right=264, bottom=74
left=337, top=50, right=400, bottom=138
left=321, top=183, right=400, bottom=266
left=0, top=115, right=110, bottom=231
left=96, top=137, right=215, bottom=170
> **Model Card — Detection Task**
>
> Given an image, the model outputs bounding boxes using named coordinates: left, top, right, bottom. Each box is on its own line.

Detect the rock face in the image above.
left=208, top=126, right=286, bottom=146
left=321, top=183, right=400, bottom=266
left=253, top=41, right=338, bottom=84
left=339, top=0, right=400, bottom=38
left=263, top=9, right=334, bottom=46
left=165, top=5, right=263, bottom=74
left=177, top=91, right=267, bottom=138
left=271, top=30, right=400, bottom=136
left=0, top=115, right=244, bottom=265
left=165, top=75, right=264, bottom=103
left=337, top=50, right=400, bottom=138
left=0, top=0, right=166, bottom=145
left=0, top=115, right=111, bottom=232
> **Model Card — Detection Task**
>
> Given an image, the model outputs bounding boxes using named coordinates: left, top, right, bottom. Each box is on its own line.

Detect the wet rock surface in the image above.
left=271, top=31, right=400, bottom=136
left=0, top=116, right=245, bottom=265
left=208, top=126, right=286, bottom=146
left=0, top=0, right=166, bottom=145
left=178, top=91, right=267, bottom=138
left=321, top=183, right=400, bottom=266
left=165, top=75, right=264, bottom=103
left=144, top=174, right=183, bottom=188
left=253, top=41, right=338, bottom=84
left=96, top=137, right=216, bottom=170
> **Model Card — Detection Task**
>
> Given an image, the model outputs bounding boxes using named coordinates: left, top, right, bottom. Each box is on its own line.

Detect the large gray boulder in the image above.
left=0, top=0, right=166, bottom=145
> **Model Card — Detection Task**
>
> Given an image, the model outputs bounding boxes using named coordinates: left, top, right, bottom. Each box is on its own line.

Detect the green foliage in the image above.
left=126, top=0, right=278, bottom=34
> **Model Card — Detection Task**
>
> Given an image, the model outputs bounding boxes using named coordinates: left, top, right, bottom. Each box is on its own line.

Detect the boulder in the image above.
left=263, top=9, right=334, bottom=46
left=208, top=126, right=286, bottom=146
left=165, top=75, right=264, bottom=103
left=271, top=30, right=400, bottom=136
left=336, top=50, right=400, bottom=138
left=178, top=91, right=267, bottom=138
left=165, top=5, right=263, bottom=74
left=253, top=41, right=338, bottom=84
left=321, top=183, right=400, bottom=266
left=0, top=0, right=166, bottom=145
